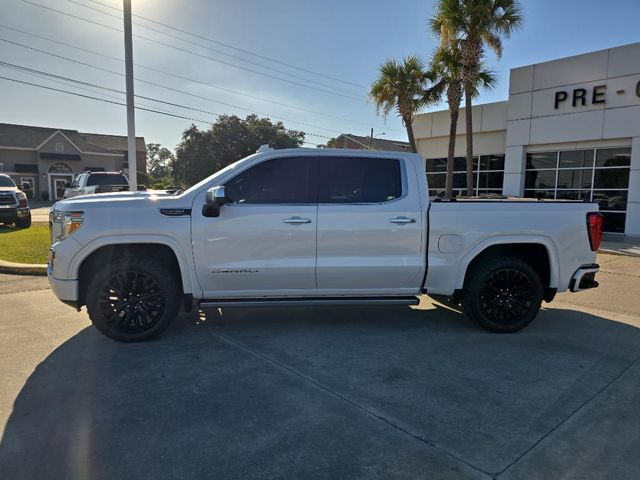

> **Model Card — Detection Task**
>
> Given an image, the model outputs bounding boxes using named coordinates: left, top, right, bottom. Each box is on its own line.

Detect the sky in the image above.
left=1, top=0, right=639, bottom=152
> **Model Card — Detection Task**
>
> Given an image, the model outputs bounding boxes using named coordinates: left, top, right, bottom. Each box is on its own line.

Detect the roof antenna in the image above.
left=256, top=144, right=272, bottom=153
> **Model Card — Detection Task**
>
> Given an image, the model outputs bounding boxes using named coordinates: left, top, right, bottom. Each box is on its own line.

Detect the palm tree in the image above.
left=370, top=55, right=433, bottom=153
left=431, top=0, right=522, bottom=195
left=427, top=42, right=495, bottom=198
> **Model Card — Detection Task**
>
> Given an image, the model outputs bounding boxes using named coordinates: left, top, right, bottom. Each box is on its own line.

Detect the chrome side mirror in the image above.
left=206, top=186, right=228, bottom=206
left=203, top=186, right=228, bottom=218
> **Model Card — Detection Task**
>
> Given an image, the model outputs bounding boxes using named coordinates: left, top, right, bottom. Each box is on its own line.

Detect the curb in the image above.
left=0, top=259, right=47, bottom=276
left=598, top=248, right=640, bottom=258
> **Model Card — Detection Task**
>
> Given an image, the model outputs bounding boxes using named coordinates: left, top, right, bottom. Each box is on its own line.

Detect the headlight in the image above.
left=51, top=210, right=84, bottom=241
left=15, top=191, right=28, bottom=207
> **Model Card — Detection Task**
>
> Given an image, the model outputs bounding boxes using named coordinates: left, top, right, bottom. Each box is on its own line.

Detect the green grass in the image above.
left=0, top=224, right=50, bottom=264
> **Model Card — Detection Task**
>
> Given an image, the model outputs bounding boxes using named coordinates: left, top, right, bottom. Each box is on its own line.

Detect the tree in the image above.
left=431, top=0, right=522, bottom=194
left=370, top=55, right=434, bottom=153
left=172, top=115, right=305, bottom=187
left=317, top=137, right=337, bottom=148
left=427, top=42, right=495, bottom=198
left=146, top=143, right=175, bottom=179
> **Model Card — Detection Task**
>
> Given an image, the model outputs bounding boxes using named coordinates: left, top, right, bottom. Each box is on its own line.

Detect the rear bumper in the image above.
left=569, top=264, right=599, bottom=292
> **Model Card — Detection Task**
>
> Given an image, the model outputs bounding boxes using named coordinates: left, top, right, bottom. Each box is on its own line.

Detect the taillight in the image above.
left=587, top=212, right=603, bottom=251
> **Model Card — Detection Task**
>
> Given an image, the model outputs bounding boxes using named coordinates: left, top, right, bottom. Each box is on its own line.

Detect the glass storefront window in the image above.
left=525, top=147, right=631, bottom=233
left=557, top=169, right=592, bottom=189
left=426, top=174, right=445, bottom=189
left=525, top=170, right=556, bottom=189
left=452, top=172, right=468, bottom=188
left=425, top=154, right=506, bottom=197
left=559, top=150, right=594, bottom=168
left=602, top=212, right=626, bottom=233
left=480, top=154, right=505, bottom=170
left=425, top=158, right=447, bottom=172
left=594, top=168, right=630, bottom=189
left=592, top=191, right=628, bottom=211
left=523, top=190, right=554, bottom=199
left=478, top=171, right=504, bottom=189
left=526, top=152, right=557, bottom=169
left=596, top=148, right=631, bottom=167
left=556, top=190, right=591, bottom=201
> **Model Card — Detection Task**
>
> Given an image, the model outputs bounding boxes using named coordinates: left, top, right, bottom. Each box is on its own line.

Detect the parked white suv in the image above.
left=48, top=148, right=602, bottom=342
left=63, top=171, right=129, bottom=199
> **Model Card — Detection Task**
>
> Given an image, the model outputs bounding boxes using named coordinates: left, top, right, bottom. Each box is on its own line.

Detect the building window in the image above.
left=55, top=142, right=64, bottom=153
left=426, top=154, right=505, bottom=197
left=524, top=147, right=631, bottom=233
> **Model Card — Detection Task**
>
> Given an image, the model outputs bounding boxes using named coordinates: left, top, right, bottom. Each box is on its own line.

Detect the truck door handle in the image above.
left=389, top=216, right=416, bottom=224
left=283, top=216, right=312, bottom=224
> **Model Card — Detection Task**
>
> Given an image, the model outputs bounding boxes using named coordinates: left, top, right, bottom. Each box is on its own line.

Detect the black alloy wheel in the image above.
left=98, top=271, right=166, bottom=334
left=478, top=268, right=534, bottom=326
left=86, top=255, right=181, bottom=342
left=463, top=256, right=543, bottom=333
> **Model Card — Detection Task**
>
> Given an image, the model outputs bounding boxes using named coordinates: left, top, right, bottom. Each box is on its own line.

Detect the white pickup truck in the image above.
left=63, top=171, right=130, bottom=199
left=48, top=148, right=602, bottom=342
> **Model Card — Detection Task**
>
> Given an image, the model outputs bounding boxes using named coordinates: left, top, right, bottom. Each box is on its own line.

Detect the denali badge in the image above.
left=211, top=269, right=259, bottom=274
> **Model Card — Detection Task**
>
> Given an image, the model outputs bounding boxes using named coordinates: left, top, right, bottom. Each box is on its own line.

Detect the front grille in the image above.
left=0, top=192, right=16, bottom=205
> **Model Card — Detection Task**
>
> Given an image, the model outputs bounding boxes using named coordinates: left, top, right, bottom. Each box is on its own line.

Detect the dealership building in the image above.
left=0, top=123, right=146, bottom=201
left=414, top=42, right=640, bottom=235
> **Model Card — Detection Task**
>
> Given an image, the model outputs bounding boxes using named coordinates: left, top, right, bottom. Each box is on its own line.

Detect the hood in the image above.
left=53, top=190, right=179, bottom=211
left=0, top=187, right=18, bottom=192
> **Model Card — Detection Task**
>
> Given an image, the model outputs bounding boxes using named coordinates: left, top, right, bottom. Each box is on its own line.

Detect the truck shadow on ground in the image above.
left=1, top=303, right=639, bottom=479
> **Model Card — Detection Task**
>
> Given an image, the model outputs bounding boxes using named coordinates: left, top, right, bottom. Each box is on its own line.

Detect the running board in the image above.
left=199, top=296, right=420, bottom=309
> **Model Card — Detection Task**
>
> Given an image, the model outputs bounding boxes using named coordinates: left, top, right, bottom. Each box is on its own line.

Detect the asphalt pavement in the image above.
left=0, top=257, right=639, bottom=479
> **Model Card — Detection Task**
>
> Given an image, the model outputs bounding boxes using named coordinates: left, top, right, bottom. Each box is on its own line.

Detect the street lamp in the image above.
left=368, top=129, right=386, bottom=149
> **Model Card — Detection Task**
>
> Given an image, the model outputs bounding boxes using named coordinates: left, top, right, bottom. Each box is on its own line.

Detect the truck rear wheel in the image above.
left=85, top=255, right=181, bottom=342
left=463, top=256, right=543, bottom=333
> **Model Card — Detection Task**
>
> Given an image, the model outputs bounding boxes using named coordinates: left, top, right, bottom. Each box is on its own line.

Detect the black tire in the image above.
left=85, top=255, right=181, bottom=342
left=463, top=256, right=543, bottom=333
left=14, top=213, right=31, bottom=228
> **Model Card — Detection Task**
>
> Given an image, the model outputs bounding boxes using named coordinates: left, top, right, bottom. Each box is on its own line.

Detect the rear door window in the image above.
left=317, top=157, right=402, bottom=203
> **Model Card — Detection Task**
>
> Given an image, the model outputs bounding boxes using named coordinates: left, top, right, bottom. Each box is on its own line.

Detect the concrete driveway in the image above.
left=0, top=259, right=639, bottom=479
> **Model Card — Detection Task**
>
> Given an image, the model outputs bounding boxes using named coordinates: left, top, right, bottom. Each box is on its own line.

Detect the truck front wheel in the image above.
left=14, top=212, right=31, bottom=228
left=463, top=256, right=543, bottom=333
left=85, top=255, right=181, bottom=342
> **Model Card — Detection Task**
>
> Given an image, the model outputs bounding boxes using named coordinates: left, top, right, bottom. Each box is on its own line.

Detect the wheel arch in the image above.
left=72, top=237, right=194, bottom=307
left=456, top=237, right=559, bottom=301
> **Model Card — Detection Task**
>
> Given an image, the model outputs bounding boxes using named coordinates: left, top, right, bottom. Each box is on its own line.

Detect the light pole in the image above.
left=369, top=129, right=386, bottom=150
left=123, top=0, right=137, bottom=191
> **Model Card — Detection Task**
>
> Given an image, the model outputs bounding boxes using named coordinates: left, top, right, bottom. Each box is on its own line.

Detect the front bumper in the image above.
left=47, top=248, right=79, bottom=304
left=0, top=206, right=16, bottom=219
left=569, top=264, right=600, bottom=292
left=0, top=207, right=30, bottom=220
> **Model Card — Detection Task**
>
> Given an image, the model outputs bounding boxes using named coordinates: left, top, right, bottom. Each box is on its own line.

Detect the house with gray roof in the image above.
left=0, top=123, right=146, bottom=200
left=334, top=133, right=410, bottom=152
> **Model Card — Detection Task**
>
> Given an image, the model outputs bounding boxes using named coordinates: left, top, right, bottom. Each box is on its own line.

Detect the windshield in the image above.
left=0, top=175, right=16, bottom=187
left=86, top=174, right=129, bottom=186
left=180, top=153, right=259, bottom=196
